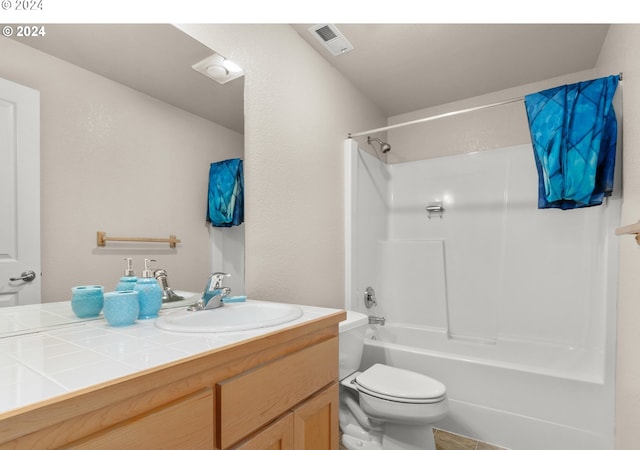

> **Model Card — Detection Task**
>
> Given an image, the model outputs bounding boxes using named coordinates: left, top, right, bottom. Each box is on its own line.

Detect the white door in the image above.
left=0, top=77, right=41, bottom=306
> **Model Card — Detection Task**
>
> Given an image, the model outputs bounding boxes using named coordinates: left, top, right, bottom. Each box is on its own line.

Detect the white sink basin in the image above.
left=154, top=300, right=304, bottom=333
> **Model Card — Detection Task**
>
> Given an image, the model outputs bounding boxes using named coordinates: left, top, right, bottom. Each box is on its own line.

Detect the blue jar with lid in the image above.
left=133, top=258, right=162, bottom=319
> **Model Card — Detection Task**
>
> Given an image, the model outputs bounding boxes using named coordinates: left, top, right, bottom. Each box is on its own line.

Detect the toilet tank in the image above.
left=339, top=310, right=369, bottom=380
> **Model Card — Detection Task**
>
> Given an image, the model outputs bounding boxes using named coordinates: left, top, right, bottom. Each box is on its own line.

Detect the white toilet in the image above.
left=339, top=310, right=448, bottom=450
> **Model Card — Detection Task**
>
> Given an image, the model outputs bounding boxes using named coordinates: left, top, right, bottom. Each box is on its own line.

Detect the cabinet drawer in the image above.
left=217, top=337, right=338, bottom=449
left=66, top=388, right=214, bottom=449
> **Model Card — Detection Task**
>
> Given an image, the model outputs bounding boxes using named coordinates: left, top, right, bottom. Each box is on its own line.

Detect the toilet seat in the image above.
left=354, top=363, right=446, bottom=404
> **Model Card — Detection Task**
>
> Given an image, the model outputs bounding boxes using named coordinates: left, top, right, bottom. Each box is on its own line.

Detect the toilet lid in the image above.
left=355, top=363, right=446, bottom=403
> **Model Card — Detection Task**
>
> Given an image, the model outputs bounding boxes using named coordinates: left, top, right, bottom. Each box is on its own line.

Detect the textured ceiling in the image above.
left=12, top=24, right=610, bottom=134
left=292, top=24, right=610, bottom=116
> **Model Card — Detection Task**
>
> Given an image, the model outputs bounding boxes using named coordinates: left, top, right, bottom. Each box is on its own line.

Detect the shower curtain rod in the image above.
left=348, top=72, right=623, bottom=138
left=348, top=97, right=524, bottom=138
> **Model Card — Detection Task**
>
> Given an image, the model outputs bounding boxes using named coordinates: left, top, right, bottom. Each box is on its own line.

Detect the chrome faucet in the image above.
left=188, top=272, right=231, bottom=311
left=154, top=269, right=185, bottom=303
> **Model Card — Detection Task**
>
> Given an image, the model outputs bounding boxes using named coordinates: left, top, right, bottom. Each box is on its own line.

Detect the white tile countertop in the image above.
left=0, top=298, right=343, bottom=416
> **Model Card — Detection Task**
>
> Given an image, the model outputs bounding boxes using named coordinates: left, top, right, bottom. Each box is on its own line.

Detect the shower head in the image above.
left=367, top=136, right=391, bottom=154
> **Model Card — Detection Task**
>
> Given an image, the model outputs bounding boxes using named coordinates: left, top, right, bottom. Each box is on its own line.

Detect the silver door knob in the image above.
left=10, top=270, right=36, bottom=282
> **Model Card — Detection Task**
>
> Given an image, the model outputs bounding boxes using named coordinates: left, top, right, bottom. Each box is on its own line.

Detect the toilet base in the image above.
left=342, top=433, right=383, bottom=450
left=340, top=399, right=383, bottom=450
left=340, top=397, right=437, bottom=450
left=339, top=372, right=441, bottom=450
left=341, top=423, right=436, bottom=450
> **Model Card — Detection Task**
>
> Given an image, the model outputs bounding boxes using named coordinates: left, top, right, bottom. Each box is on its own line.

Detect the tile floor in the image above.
left=340, top=428, right=508, bottom=450
left=434, top=428, right=507, bottom=450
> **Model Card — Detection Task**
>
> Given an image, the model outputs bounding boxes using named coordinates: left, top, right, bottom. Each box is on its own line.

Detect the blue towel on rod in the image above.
left=207, top=158, right=244, bottom=227
left=524, top=74, right=619, bottom=210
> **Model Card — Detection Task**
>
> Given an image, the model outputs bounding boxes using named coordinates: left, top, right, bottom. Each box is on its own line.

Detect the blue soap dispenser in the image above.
left=133, top=258, right=163, bottom=319
left=116, top=257, right=138, bottom=291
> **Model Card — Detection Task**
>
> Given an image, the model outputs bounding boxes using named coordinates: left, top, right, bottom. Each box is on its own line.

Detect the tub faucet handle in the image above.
left=364, top=286, right=377, bottom=308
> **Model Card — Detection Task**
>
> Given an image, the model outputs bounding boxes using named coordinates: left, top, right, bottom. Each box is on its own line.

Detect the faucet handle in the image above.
left=209, top=272, right=231, bottom=289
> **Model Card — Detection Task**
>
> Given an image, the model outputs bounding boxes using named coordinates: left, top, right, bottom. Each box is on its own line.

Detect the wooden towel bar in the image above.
left=97, top=231, right=181, bottom=248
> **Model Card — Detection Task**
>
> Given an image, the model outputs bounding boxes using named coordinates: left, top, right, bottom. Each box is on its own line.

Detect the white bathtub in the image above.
left=360, top=323, right=614, bottom=450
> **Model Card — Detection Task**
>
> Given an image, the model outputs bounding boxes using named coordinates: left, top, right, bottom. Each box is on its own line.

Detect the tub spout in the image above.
left=368, top=316, right=386, bottom=326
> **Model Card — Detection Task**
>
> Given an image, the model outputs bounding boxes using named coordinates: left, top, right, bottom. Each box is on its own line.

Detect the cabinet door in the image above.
left=66, top=388, right=214, bottom=449
left=293, top=383, right=339, bottom=450
left=217, top=337, right=337, bottom=449
left=233, top=413, right=294, bottom=450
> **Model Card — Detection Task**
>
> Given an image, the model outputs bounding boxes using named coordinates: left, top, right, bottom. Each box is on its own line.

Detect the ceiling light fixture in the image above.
left=193, top=52, right=244, bottom=84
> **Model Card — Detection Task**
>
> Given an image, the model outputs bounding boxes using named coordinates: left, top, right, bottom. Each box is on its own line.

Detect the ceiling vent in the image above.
left=192, top=52, right=244, bottom=84
left=308, top=24, right=354, bottom=56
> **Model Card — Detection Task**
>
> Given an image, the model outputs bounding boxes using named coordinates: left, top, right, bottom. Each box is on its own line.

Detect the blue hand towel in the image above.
left=207, top=158, right=244, bottom=227
left=524, top=75, right=619, bottom=210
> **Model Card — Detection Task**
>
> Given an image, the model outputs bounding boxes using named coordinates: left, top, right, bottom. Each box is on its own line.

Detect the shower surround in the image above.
left=344, top=140, right=620, bottom=450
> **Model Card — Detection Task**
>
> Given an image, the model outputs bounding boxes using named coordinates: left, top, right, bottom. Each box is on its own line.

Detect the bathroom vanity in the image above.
left=0, top=301, right=345, bottom=449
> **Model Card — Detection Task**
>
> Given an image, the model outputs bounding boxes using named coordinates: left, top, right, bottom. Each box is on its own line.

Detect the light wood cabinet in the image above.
left=0, top=311, right=344, bottom=450
left=217, top=338, right=337, bottom=449
left=66, top=388, right=215, bottom=449
left=231, top=384, right=339, bottom=450
left=293, top=383, right=339, bottom=450
left=233, top=413, right=294, bottom=450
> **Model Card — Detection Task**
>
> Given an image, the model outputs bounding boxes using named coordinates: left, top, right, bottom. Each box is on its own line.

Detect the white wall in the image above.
left=210, top=225, right=245, bottom=295
left=594, top=25, right=640, bottom=449
left=179, top=24, right=387, bottom=308
left=0, top=36, right=244, bottom=301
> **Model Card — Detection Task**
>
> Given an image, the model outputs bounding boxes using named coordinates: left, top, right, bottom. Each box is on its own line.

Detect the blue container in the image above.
left=116, top=258, right=138, bottom=291
left=71, top=285, right=104, bottom=318
left=103, top=290, right=139, bottom=327
left=116, top=276, right=138, bottom=291
left=134, top=277, right=162, bottom=319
